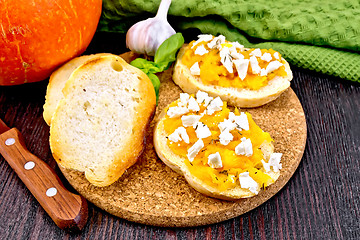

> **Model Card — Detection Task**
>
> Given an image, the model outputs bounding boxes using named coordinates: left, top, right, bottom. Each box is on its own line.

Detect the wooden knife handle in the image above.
left=0, top=128, right=88, bottom=231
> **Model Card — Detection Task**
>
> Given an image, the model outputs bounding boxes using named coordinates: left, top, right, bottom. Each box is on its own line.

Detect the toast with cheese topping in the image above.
left=173, top=35, right=293, bottom=108
left=153, top=91, right=282, bottom=200
left=50, top=55, right=156, bottom=187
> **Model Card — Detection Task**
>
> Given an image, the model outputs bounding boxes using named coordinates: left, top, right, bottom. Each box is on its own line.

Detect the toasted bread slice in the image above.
left=43, top=53, right=112, bottom=125
left=154, top=100, right=281, bottom=200
left=50, top=55, right=156, bottom=187
left=173, top=45, right=293, bottom=108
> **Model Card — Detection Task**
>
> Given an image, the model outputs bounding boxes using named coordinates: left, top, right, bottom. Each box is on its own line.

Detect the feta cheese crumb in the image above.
left=234, top=112, right=249, bottom=131
left=268, top=153, right=283, bottom=172
left=188, top=97, right=200, bottom=112
left=167, top=106, right=189, bottom=118
left=194, top=122, right=212, bottom=139
left=249, top=56, right=261, bottom=74
left=219, top=129, right=233, bottom=145
left=235, top=137, right=253, bottom=156
left=191, top=34, right=214, bottom=49
left=206, top=97, right=223, bottom=115
left=220, top=47, right=233, bottom=73
left=207, top=152, right=223, bottom=168
left=260, top=68, right=267, bottom=76
left=239, top=172, right=259, bottom=194
left=266, top=61, right=283, bottom=74
left=181, top=115, right=202, bottom=127
left=196, top=91, right=213, bottom=107
left=207, top=35, right=226, bottom=49
left=168, top=127, right=189, bottom=144
left=179, top=93, right=190, bottom=107
left=261, top=159, right=271, bottom=172
left=250, top=48, right=262, bottom=57
left=273, top=52, right=280, bottom=59
left=195, top=45, right=209, bottom=56
left=229, top=46, right=244, bottom=60
left=218, top=118, right=236, bottom=132
left=190, top=62, right=201, bottom=75
left=233, top=59, right=249, bottom=80
left=232, top=41, right=244, bottom=50
left=261, top=52, right=272, bottom=62
left=187, top=139, right=204, bottom=162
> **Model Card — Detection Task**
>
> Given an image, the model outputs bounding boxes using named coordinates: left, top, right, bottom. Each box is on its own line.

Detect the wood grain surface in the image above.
left=0, top=32, right=359, bottom=239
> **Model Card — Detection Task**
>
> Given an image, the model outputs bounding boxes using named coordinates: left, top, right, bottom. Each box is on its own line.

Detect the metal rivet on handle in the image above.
left=24, top=161, right=35, bottom=170
left=46, top=187, right=57, bottom=197
left=5, top=138, right=15, bottom=146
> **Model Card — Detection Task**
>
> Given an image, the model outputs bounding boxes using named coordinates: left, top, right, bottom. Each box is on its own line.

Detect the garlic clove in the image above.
left=126, top=0, right=176, bottom=56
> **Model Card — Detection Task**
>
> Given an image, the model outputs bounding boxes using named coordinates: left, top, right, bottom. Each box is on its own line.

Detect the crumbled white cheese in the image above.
left=239, top=172, right=259, bottom=194
left=219, top=129, right=233, bottom=145
left=261, top=159, right=271, bottom=172
left=195, top=45, right=209, bottom=56
left=191, top=34, right=214, bottom=49
left=260, top=68, right=267, bottom=76
left=206, top=97, right=223, bottom=115
left=167, top=106, right=189, bottom=118
left=250, top=48, right=262, bottom=57
left=273, top=52, right=280, bottom=59
left=207, top=152, right=223, bottom=168
left=232, top=41, right=244, bottom=50
left=194, top=122, right=212, bottom=139
left=220, top=47, right=233, bottom=73
left=196, top=91, right=213, bottom=107
left=233, top=59, right=249, bottom=80
left=181, top=115, right=202, bottom=127
left=249, top=56, right=261, bottom=74
left=190, top=62, right=201, bottom=75
left=268, top=153, right=283, bottom=172
left=187, top=139, right=204, bottom=162
left=235, top=137, right=253, bottom=156
left=207, top=35, right=226, bottom=49
left=230, top=51, right=243, bottom=60
left=218, top=118, right=236, bottom=132
left=266, top=61, right=283, bottom=74
left=261, top=52, right=272, bottom=62
left=234, top=112, right=249, bottom=131
left=179, top=93, right=190, bottom=107
left=168, top=127, right=189, bottom=144
left=187, top=97, right=200, bottom=112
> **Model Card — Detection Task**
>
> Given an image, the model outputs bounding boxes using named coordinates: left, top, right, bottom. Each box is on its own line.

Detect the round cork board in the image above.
left=59, top=53, right=307, bottom=227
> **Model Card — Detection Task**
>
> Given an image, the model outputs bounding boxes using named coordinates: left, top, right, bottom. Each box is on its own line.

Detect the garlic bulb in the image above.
left=126, top=0, right=176, bottom=56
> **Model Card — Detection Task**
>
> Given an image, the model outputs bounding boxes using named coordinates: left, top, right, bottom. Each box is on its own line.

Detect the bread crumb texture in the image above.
left=59, top=52, right=306, bottom=227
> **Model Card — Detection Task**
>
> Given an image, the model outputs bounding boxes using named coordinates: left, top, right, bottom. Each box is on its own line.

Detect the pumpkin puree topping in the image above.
left=163, top=91, right=283, bottom=193
left=181, top=35, right=288, bottom=91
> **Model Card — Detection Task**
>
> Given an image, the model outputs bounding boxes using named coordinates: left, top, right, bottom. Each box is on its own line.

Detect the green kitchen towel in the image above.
left=100, top=0, right=360, bottom=82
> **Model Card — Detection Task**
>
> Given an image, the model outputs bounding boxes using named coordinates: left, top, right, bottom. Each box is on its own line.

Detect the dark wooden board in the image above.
left=0, top=32, right=359, bottom=239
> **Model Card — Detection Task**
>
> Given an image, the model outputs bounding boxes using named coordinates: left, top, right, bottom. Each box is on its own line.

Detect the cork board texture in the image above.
left=59, top=52, right=307, bottom=227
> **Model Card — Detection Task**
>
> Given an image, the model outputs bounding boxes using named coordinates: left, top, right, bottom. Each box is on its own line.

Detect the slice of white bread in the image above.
left=43, top=53, right=112, bottom=125
left=153, top=104, right=280, bottom=200
left=173, top=45, right=293, bottom=108
left=50, top=55, right=156, bottom=187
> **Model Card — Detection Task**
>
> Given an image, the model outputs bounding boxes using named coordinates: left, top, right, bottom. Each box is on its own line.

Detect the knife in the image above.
left=0, top=119, right=88, bottom=231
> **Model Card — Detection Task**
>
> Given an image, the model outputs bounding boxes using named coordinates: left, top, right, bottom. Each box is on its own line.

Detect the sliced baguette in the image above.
left=50, top=55, right=156, bottom=187
left=153, top=104, right=280, bottom=200
left=173, top=45, right=293, bottom=108
left=43, top=53, right=112, bottom=125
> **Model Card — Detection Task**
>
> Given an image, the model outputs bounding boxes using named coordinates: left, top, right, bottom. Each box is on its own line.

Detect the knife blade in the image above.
left=0, top=118, right=88, bottom=231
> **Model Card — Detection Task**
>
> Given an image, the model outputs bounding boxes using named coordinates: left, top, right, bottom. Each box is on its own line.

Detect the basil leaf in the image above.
left=130, top=58, right=163, bottom=74
left=154, top=33, right=184, bottom=66
left=147, top=73, right=160, bottom=103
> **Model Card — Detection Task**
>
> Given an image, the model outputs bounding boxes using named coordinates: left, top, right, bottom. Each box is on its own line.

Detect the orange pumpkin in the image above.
left=0, top=0, right=102, bottom=85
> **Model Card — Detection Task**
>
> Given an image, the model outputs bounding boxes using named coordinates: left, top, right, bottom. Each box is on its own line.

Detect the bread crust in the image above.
left=173, top=45, right=293, bottom=108
left=50, top=55, right=156, bottom=187
left=153, top=104, right=280, bottom=200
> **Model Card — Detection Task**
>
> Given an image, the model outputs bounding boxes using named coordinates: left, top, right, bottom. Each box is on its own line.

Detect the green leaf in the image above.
left=130, top=58, right=162, bottom=74
left=154, top=33, right=184, bottom=65
left=147, top=73, right=160, bottom=103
